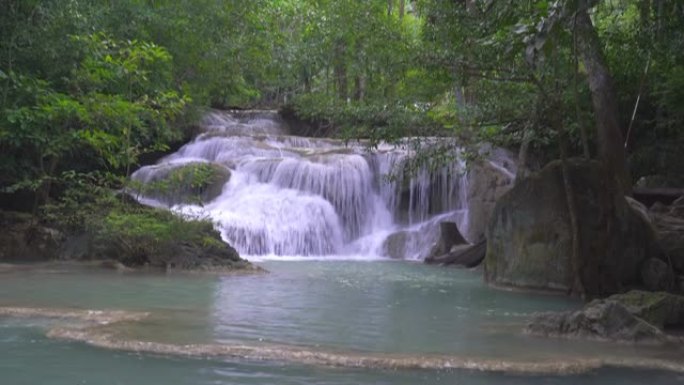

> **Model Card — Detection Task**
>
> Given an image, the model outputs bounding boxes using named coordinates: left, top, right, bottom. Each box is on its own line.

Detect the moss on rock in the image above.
left=132, top=162, right=231, bottom=206
left=0, top=190, right=256, bottom=273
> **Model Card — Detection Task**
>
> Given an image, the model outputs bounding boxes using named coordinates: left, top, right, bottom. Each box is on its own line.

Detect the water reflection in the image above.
left=210, top=261, right=581, bottom=356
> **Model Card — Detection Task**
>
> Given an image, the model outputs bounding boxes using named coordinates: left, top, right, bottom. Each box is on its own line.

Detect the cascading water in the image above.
left=132, top=110, right=513, bottom=260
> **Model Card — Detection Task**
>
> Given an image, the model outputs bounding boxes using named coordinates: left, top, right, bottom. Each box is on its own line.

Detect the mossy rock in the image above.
left=133, top=162, right=231, bottom=206
left=91, top=206, right=252, bottom=271
left=527, top=290, right=684, bottom=343
left=526, top=300, right=668, bottom=344
left=608, top=290, right=684, bottom=329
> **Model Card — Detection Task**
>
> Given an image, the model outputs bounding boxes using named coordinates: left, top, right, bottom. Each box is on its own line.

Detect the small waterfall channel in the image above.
left=132, top=110, right=514, bottom=260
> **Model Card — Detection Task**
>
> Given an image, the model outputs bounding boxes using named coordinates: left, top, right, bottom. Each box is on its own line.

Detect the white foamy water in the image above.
left=132, top=110, right=513, bottom=260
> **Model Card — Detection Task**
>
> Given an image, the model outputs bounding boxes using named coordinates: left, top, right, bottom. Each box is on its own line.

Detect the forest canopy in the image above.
left=1, top=0, right=683, bottom=211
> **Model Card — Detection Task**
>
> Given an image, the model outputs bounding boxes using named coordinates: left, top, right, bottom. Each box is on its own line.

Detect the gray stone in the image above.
left=485, top=159, right=660, bottom=296
left=464, top=159, right=515, bottom=242
left=381, top=216, right=465, bottom=260
left=382, top=231, right=410, bottom=259
left=425, top=240, right=486, bottom=267
left=527, top=290, right=684, bottom=344
left=526, top=301, right=667, bottom=344
left=425, top=221, right=468, bottom=260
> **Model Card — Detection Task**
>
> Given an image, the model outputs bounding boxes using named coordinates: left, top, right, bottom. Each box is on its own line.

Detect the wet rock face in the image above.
left=381, top=217, right=464, bottom=260
left=382, top=231, right=410, bottom=259
left=426, top=222, right=468, bottom=260
left=485, top=159, right=661, bottom=296
left=526, top=291, right=684, bottom=344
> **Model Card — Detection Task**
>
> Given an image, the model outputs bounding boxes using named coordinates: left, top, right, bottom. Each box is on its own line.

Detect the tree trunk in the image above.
left=575, top=8, right=631, bottom=194
left=573, top=14, right=591, bottom=159
left=515, top=129, right=533, bottom=183
left=555, top=110, right=585, bottom=298
left=399, top=0, right=405, bottom=20
left=354, top=75, right=366, bottom=101
left=639, top=0, right=652, bottom=30
left=333, top=41, right=348, bottom=101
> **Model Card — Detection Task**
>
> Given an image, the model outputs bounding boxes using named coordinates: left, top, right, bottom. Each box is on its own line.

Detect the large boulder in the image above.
left=485, top=159, right=662, bottom=296
left=649, top=195, right=684, bottom=274
left=465, top=158, right=516, bottom=242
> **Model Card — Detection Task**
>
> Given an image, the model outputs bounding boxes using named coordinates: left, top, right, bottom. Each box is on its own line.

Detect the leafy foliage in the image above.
left=2, top=0, right=684, bottom=214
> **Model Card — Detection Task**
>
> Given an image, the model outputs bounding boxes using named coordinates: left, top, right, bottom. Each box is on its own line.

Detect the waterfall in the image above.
left=132, top=110, right=513, bottom=260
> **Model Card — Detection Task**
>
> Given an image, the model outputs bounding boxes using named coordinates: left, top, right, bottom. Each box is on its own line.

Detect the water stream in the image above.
left=131, top=110, right=507, bottom=259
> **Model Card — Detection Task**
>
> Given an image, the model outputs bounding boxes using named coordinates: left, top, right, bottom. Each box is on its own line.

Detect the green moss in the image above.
left=100, top=208, right=217, bottom=247
left=135, top=162, right=231, bottom=205
left=609, top=290, right=684, bottom=329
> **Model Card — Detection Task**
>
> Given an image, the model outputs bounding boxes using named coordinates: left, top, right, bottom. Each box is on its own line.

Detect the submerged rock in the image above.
left=485, top=159, right=662, bottom=296
left=526, top=290, right=684, bottom=344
